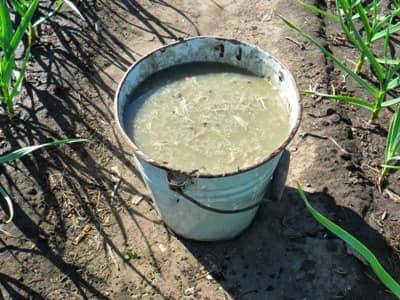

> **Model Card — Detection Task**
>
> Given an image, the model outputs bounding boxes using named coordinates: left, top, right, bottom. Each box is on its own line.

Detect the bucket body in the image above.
left=115, top=37, right=301, bottom=241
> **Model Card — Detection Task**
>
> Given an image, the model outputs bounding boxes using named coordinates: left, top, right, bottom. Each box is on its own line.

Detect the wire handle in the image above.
left=165, top=154, right=288, bottom=214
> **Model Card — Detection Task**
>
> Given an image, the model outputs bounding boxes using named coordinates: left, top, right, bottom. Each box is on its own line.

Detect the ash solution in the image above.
left=124, top=62, right=290, bottom=174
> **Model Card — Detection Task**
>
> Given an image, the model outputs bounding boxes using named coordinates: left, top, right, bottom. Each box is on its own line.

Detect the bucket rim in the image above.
left=114, top=36, right=302, bottom=178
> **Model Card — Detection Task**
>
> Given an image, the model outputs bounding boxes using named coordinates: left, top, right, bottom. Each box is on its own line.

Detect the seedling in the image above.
left=0, top=138, right=85, bottom=223
left=123, top=246, right=140, bottom=260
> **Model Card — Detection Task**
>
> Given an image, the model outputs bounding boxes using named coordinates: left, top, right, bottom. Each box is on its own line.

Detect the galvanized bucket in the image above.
left=115, top=36, right=301, bottom=241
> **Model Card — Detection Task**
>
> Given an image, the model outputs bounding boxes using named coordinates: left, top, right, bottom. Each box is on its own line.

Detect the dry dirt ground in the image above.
left=0, top=0, right=399, bottom=299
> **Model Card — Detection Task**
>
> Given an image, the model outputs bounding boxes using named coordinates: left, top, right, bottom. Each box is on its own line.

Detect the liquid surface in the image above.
left=124, top=63, right=290, bottom=174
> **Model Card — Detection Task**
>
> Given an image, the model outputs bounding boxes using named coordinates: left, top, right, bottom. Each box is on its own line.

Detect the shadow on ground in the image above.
left=0, top=0, right=198, bottom=298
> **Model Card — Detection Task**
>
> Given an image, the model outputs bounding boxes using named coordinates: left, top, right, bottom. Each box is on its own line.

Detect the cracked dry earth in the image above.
left=0, top=0, right=399, bottom=299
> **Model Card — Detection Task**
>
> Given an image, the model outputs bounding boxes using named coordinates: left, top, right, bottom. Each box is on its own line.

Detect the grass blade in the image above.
left=372, top=22, right=400, bottom=42
left=388, top=76, right=400, bottom=91
left=382, top=97, right=400, bottom=107
left=63, top=0, right=85, bottom=20
left=375, top=6, right=400, bottom=31
left=33, top=0, right=63, bottom=27
left=9, top=0, right=25, bottom=16
left=354, top=2, right=372, bottom=37
left=376, top=58, right=400, bottom=65
left=338, top=3, right=385, bottom=83
left=385, top=108, right=400, bottom=160
left=302, top=91, right=374, bottom=111
left=280, top=15, right=380, bottom=98
left=10, top=43, right=31, bottom=99
left=34, top=0, right=85, bottom=27
left=383, top=107, right=400, bottom=177
left=359, top=0, right=384, bottom=20
left=298, top=1, right=338, bottom=21
left=336, top=0, right=361, bottom=52
left=0, top=0, right=13, bottom=50
left=386, top=156, right=400, bottom=162
left=0, top=184, right=14, bottom=223
left=382, top=165, right=400, bottom=170
left=296, top=182, right=400, bottom=298
left=0, top=138, right=85, bottom=164
left=7, top=0, right=39, bottom=57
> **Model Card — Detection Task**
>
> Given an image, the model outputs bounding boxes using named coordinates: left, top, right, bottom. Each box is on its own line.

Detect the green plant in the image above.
left=299, top=0, right=400, bottom=73
left=0, top=0, right=39, bottom=113
left=382, top=106, right=400, bottom=180
left=280, top=14, right=400, bottom=121
left=296, top=182, right=400, bottom=298
left=0, top=138, right=85, bottom=223
left=13, top=0, right=84, bottom=39
left=123, top=246, right=140, bottom=260
left=0, top=0, right=84, bottom=114
left=281, top=2, right=400, bottom=179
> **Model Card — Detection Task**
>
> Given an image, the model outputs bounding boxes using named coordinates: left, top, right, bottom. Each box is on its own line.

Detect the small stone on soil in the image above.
left=132, top=195, right=143, bottom=205
left=184, top=287, right=195, bottom=296
left=158, top=244, right=167, bottom=253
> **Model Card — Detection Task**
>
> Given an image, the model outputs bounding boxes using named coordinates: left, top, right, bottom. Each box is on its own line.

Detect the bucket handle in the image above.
left=166, top=151, right=290, bottom=214
left=173, top=188, right=263, bottom=214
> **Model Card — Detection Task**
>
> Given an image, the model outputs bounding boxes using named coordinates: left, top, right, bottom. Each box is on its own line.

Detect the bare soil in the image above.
left=0, top=0, right=399, bottom=299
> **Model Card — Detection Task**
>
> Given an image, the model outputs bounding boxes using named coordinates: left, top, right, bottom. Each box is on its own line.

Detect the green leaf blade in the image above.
left=372, top=22, right=400, bottom=42
left=7, top=0, right=39, bottom=57
left=0, top=184, right=14, bottom=223
left=376, top=58, right=400, bottom=65
left=384, top=107, right=400, bottom=162
left=302, top=90, right=374, bottom=111
left=10, top=44, right=31, bottom=99
left=10, top=0, right=26, bottom=16
left=0, top=138, right=86, bottom=165
left=388, top=76, right=400, bottom=91
left=63, top=0, right=85, bottom=20
left=0, top=1, right=13, bottom=50
left=382, top=97, right=400, bottom=107
left=33, top=0, right=64, bottom=28
left=338, top=3, right=384, bottom=82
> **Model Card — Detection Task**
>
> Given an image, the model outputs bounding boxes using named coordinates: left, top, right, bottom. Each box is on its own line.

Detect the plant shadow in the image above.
left=0, top=0, right=200, bottom=298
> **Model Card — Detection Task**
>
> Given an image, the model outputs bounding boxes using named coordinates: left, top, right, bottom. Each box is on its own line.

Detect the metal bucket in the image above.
left=115, top=36, right=301, bottom=241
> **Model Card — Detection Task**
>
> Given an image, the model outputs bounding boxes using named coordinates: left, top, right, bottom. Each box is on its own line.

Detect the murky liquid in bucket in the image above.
left=124, top=63, right=290, bottom=174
